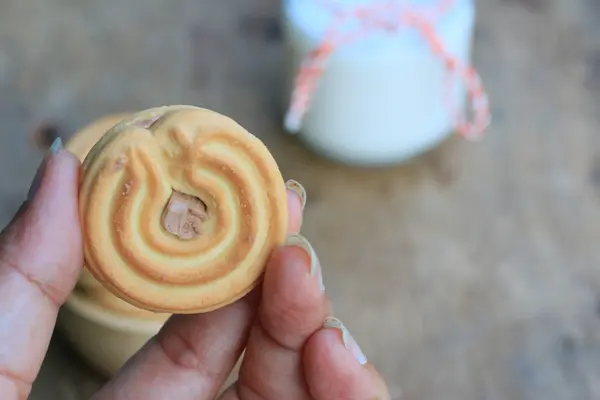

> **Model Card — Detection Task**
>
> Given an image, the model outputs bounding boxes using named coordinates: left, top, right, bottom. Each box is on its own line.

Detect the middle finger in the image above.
left=93, top=185, right=304, bottom=400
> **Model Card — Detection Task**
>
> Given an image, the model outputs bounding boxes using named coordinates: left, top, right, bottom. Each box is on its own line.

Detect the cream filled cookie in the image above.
left=78, top=106, right=289, bottom=314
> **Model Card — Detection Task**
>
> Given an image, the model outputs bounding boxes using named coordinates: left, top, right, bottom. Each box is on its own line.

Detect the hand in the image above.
left=0, top=143, right=391, bottom=399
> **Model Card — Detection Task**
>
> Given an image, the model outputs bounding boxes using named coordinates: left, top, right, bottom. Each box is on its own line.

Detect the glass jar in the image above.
left=282, top=0, right=481, bottom=166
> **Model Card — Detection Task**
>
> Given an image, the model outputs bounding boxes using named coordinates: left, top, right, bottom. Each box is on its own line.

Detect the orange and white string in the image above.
left=284, top=0, right=491, bottom=141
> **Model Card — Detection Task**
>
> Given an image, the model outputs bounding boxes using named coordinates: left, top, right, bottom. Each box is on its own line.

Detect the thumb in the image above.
left=0, top=138, right=84, bottom=397
left=5, top=137, right=84, bottom=303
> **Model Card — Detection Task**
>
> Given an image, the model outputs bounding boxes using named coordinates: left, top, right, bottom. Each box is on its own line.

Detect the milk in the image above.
left=282, top=0, right=477, bottom=166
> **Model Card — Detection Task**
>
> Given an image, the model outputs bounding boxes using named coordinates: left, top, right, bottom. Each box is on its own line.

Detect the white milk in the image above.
left=282, top=0, right=476, bottom=166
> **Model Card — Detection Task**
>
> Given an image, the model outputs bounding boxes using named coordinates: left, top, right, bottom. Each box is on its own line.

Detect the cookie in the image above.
left=78, top=106, right=288, bottom=313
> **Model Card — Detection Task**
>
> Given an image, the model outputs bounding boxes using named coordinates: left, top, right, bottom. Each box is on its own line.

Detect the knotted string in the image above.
left=284, top=0, right=491, bottom=141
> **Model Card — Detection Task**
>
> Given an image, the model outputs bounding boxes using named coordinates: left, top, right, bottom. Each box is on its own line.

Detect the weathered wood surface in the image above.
left=0, top=0, right=599, bottom=398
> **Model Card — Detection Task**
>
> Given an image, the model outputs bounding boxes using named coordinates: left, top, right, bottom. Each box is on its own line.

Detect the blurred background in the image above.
left=1, top=0, right=600, bottom=399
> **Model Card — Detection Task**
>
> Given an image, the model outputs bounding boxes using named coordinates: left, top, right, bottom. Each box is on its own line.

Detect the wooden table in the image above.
left=0, top=0, right=599, bottom=398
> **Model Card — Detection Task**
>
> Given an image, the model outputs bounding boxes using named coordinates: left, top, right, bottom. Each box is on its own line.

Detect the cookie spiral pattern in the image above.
left=79, top=106, right=289, bottom=314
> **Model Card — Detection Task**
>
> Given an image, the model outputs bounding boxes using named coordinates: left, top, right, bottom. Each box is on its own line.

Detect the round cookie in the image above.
left=79, top=105, right=289, bottom=314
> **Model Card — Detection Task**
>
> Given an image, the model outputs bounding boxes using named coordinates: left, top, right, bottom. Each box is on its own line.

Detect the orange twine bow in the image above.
left=284, top=0, right=491, bottom=141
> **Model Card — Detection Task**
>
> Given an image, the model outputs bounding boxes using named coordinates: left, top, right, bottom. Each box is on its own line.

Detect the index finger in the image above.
left=0, top=143, right=83, bottom=399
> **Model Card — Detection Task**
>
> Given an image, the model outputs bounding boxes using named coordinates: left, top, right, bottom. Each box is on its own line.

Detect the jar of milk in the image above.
left=282, top=0, right=490, bottom=166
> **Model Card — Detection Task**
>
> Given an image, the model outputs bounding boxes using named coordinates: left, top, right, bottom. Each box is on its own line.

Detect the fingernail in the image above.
left=324, top=317, right=368, bottom=365
left=48, top=136, right=63, bottom=155
left=285, top=179, right=306, bottom=210
left=284, top=233, right=324, bottom=293
left=27, top=137, right=62, bottom=201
